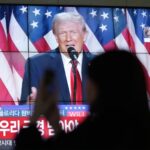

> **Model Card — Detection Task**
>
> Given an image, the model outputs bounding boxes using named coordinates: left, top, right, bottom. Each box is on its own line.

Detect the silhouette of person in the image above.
left=15, top=50, right=150, bottom=150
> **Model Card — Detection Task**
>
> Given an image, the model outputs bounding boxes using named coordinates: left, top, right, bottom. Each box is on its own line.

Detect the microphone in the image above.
left=67, top=47, right=78, bottom=60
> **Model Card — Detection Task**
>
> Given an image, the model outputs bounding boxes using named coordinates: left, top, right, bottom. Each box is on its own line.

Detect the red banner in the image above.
left=0, top=116, right=87, bottom=139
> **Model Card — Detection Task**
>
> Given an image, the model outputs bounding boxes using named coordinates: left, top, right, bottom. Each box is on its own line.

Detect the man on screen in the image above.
left=20, top=12, right=93, bottom=104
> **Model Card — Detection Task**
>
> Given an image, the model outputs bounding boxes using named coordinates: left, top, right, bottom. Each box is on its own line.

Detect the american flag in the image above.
left=0, top=6, right=150, bottom=105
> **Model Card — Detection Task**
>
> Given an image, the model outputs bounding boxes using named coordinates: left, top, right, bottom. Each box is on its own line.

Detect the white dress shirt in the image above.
left=61, top=52, right=83, bottom=96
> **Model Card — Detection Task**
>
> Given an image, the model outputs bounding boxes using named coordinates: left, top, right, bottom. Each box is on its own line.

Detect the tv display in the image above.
left=0, top=5, right=150, bottom=149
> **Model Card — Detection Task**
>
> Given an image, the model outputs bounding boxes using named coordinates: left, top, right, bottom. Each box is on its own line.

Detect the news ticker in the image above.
left=0, top=105, right=89, bottom=140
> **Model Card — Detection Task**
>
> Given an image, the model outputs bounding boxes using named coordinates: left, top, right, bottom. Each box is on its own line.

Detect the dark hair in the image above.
left=88, top=50, right=149, bottom=121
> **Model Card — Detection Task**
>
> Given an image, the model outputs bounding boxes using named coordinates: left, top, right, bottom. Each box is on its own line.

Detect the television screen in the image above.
left=0, top=5, right=150, bottom=149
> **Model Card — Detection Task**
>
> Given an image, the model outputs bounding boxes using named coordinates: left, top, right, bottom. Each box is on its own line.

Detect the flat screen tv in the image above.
left=0, top=4, right=150, bottom=149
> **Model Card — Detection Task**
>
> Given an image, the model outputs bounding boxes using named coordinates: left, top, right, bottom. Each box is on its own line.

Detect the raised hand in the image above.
left=27, top=87, right=37, bottom=104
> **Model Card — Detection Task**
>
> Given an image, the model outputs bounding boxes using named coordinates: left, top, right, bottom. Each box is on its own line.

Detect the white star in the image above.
left=89, top=9, right=97, bottom=18
left=116, top=8, right=120, bottom=11
left=4, top=11, right=6, bottom=17
left=59, top=6, right=63, bottom=10
left=121, top=9, right=125, bottom=14
left=101, top=12, right=109, bottom=19
left=30, top=20, right=38, bottom=29
left=99, top=24, right=107, bottom=32
left=32, top=8, right=40, bottom=16
left=114, top=15, right=119, bottom=22
left=140, top=23, right=145, bottom=29
left=20, top=6, right=27, bottom=14
left=45, top=10, right=52, bottom=18
left=141, top=11, right=147, bottom=17
left=133, top=10, right=137, bottom=15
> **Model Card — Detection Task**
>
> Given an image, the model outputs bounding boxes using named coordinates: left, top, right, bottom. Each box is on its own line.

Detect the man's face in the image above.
left=54, top=21, right=87, bottom=55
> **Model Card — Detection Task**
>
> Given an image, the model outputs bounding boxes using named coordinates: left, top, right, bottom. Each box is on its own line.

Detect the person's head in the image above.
left=87, top=50, right=149, bottom=119
left=52, top=12, right=87, bottom=56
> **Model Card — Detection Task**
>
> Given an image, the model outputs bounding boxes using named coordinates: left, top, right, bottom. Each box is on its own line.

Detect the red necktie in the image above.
left=70, top=60, right=82, bottom=104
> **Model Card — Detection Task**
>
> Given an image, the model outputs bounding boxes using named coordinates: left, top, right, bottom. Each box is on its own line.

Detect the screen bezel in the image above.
left=0, top=0, right=150, bottom=8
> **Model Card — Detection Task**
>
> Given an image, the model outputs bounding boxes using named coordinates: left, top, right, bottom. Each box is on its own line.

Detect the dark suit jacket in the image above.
left=20, top=48, right=93, bottom=104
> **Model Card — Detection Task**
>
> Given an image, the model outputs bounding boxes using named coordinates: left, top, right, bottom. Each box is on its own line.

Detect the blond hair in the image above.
left=52, top=12, right=87, bottom=34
